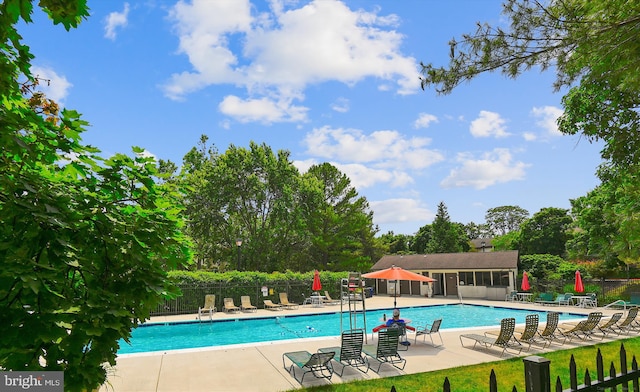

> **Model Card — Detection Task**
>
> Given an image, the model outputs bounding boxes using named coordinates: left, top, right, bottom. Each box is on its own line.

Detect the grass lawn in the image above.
left=302, top=336, right=640, bottom=392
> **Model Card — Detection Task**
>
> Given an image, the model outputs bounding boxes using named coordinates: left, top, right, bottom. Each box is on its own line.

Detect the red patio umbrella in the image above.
left=574, top=270, right=584, bottom=293
left=312, top=270, right=322, bottom=293
left=521, top=271, right=530, bottom=291
left=362, top=265, right=435, bottom=308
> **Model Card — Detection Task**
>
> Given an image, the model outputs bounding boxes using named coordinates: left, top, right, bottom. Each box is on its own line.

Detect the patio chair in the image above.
left=459, top=318, right=522, bottom=357
left=596, top=312, right=623, bottom=337
left=240, top=295, right=257, bottom=312
left=387, top=321, right=411, bottom=350
left=223, top=297, right=241, bottom=313
left=612, top=307, right=639, bottom=334
left=198, top=294, right=216, bottom=321
left=323, top=291, right=341, bottom=305
left=414, top=318, right=443, bottom=347
left=282, top=350, right=335, bottom=384
left=279, top=292, right=300, bottom=310
left=563, top=293, right=574, bottom=306
left=318, top=329, right=369, bottom=376
left=538, top=311, right=565, bottom=346
left=263, top=299, right=283, bottom=311
left=558, top=311, right=603, bottom=341
left=362, top=328, right=406, bottom=373
left=505, top=291, right=518, bottom=302
left=582, top=293, right=598, bottom=308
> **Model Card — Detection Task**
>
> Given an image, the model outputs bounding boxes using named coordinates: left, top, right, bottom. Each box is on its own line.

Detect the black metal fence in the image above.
left=391, top=343, right=639, bottom=392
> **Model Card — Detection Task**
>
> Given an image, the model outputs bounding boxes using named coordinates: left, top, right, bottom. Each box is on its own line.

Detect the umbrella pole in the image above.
left=394, top=280, right=397, bottom=308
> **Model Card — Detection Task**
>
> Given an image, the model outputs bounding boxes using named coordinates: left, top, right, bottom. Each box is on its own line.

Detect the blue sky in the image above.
left=21, top=0, right=603, bottom=236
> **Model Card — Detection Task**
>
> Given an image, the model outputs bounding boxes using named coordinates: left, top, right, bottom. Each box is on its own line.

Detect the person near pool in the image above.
left=372, top=308, right=416, bottom=332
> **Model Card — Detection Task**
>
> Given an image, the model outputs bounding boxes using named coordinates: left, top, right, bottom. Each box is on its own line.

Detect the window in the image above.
left=459, top=271, right=474, bottom=286
left=492, top=271, right=509, bottom=286
left=475, top=271, right=491, bottom=286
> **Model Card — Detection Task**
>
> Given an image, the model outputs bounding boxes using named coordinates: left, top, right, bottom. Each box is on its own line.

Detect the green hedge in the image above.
left=153, top=270, right=351, bottom=315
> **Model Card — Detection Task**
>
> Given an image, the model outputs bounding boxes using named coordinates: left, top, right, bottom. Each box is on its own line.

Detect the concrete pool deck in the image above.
left=99, top=296, right=635, bottom=392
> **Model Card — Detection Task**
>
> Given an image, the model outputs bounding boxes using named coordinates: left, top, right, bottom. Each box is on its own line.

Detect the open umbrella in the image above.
left=312, top=270, right=322, bottom=293
left=574, top=270, right=584, bottom=293
left=362, top=265, right=435, bottom=308
left=521, top=271, right=530, bottom=291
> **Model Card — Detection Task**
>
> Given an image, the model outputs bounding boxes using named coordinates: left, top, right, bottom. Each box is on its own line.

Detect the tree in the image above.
left=418, top=0, right=640, bottom=264
left=301, top=163, right=377, bottom=271
left=426, top=202, right=466, bottom=253
left=0, top=3, right=191, bottom=390
left=411, top=224, right=432, bottom=254
left=485, top=206, right=529, bottom=236
left=519, top=207, right=572, bottom=256
left=419, top=0, right=640, bottom=167
left=377, top=231, right=413, bottom=254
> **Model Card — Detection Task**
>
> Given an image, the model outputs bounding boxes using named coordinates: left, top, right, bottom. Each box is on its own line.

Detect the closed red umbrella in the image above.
left=312, top=270, right=322, bottom=293
left=521, top=271, right=530, bottom=291
left=574, top=270, right=584, bottom=293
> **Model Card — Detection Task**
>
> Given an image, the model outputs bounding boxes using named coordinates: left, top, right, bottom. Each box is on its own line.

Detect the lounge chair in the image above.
left=264, top=299, right=282, bottom=311
left=279, top=292, right=300, bottom=310
left=558, top=311, right=603, bottom=341
left=563, top=293, right=574, bottom=306
left=596, top=312, right=623, bottom=337
left=612, top=307, right=639, bottom=334
left=240, top=295, right=257, bottom=312
left=459, top=318, right=522, bottom=357
left=414, top=318, right=443, bottom=346
left=514, top=314, right=542, bottom=350
left=223, top=297, right=241, bottom=313
left=282, top=350, right=335, bottom=384
left=318, top=329, right=369, bottom=376
left=535, top=293, right=556, bottom=306
left=323, top=291, right=341, bottom=305
left=362, top=328, right=406, bottom=373
left=538, top=311, right=565, bottom=346
left=198, top=294, right=216, bottom=320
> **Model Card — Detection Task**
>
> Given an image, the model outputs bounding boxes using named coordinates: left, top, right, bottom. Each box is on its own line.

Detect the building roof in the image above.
left=371, top=250, right=519, bottom=271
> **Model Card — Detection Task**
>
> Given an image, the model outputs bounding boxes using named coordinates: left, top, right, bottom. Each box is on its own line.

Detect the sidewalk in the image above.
left=99, top=296, right=628, bottom=392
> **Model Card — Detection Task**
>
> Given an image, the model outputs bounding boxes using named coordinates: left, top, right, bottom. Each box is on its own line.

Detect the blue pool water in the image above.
left=118, top=304, right=581, bottom=354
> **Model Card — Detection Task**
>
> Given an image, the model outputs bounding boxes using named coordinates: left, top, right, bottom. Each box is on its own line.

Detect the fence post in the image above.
left=523, top=356, right=551, bottom=392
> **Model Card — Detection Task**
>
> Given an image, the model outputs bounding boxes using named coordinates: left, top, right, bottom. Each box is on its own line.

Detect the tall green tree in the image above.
left=301, top=163, right=377, bottom=271
left=194, top=142, right=305, bottom=272
left=426, top=202, right=466, bottom=253
left=0, top=3, right=191, bottom=390
left=485, top=205, right=529, bottom=236
left=420, top=0, right=640, bottom=167
left=519, top=207, right=572, bottom=256
left=419, top=0, right=640, bottom=264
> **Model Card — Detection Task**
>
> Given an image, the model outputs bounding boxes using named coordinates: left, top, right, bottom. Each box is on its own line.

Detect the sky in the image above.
left=20, top=0, right=604, bottom=236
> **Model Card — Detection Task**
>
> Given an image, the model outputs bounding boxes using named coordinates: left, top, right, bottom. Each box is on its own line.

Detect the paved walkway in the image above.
left=99, top=296, right=631, bottom=392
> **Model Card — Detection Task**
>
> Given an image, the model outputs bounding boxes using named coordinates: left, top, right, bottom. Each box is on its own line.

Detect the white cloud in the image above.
left=104, top=3, right=130, bottom=40
left=523, top=132, right=537, bottom=141
left=531, top=105, right=563, bottom=137
left=470, top=110, right=510, bottom=138
left=370, top=198, right=434, bottom=225
left=330, top=97, right=350, bottom=113
left=303, top=126, right=444, bottom=170
left=30, top=66, right=72, bottom=102
left=414, top=113, right=438, bottom=129
left=164, top=0, right=419, bottom=121
left=218, top=95, right=309, bottom=124
left=440, top=148, right=530, bottom=189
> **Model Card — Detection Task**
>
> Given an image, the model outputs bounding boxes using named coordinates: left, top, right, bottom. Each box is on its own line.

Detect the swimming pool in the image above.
left=118, top=304, right=581, bottom=354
